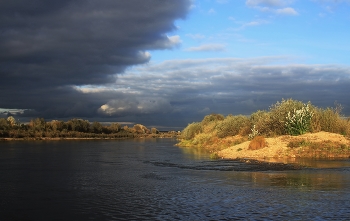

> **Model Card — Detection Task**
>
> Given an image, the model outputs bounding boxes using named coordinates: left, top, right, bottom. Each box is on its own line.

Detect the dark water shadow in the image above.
left=144, top=158, right=302, bottom=172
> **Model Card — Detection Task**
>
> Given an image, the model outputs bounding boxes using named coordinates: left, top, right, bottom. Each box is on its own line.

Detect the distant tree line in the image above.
left=0, top=117, right=175, bottom=139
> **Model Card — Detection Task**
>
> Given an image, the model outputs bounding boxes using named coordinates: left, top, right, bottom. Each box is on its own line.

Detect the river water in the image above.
left=1, top=139, right=350, bottom=220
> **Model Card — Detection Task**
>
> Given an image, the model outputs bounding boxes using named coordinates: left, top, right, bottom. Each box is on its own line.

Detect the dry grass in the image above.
left=248, top=136, right=267, bottom=150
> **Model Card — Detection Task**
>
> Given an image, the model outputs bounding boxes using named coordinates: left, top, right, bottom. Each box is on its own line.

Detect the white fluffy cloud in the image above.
left=92, top=57, right=350, bottom=121
left=246, top=0, right=285, bottom=7
left=186, top=33, right=206, bottom=40
left=185, top=44, right=226, bottom=52
left=167, top=35, right=182, bottom=47
left=276, top=7, right=298, bottom=15
left=246, top=0, right=298, bottom=15
left=98, top=97, right=172, bottom=116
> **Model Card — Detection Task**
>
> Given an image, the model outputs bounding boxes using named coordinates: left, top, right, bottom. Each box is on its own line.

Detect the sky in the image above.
left=1, top=0, right=350, bottom=130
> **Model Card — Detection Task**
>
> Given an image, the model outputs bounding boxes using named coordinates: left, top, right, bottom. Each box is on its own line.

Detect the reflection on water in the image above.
left=261, top=157, right=350, bottom=169
left=182, top=147, right=350, bottom=191
left=0, top=139, right=350, bottom=220
left=178, top=146, right=212, bottom=160
left=248, top=170, right=349, bottom=190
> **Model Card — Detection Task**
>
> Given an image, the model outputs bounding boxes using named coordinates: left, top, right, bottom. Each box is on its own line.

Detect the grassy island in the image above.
left=177, top=99, right=350, bottom=159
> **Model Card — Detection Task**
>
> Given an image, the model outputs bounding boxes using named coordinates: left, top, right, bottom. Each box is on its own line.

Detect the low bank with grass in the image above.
left=177, top=99, right=350, bottom=159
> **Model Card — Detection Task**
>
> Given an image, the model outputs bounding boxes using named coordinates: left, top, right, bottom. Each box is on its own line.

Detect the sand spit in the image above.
left=218, top=132, right=350, bottom=160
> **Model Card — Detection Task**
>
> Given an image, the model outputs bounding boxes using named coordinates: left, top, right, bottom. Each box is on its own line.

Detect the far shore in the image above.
left=1, top=137, right=117, bottom=141
left=0, top=133, right=179, bottom=141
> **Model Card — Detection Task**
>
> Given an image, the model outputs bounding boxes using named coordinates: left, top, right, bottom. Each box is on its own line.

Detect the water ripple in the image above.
left=144, top=159, right=302, bottom=171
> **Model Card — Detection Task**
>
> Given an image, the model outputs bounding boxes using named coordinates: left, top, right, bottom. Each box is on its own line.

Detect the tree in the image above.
left=151, top=127, right=159, bottom=134
left=29, top=118, right=46, bottom=132
left=48, top=120, right=65, bottom=132
left=109, top=123, right=121, bottom=133
left=91, top=121, right=103, bottom=133
left=7, top=116, right=16, bottom=127
left=0, top=118, right=8, bottom=130
left=66, top=119, right=90, bottom=132
left=133, top=124, right=148, bottom=134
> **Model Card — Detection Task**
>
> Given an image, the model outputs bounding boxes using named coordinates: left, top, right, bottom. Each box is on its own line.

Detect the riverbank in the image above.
left=218, top=131, right=350, bottom=160
left=0, top=132, right=179, bottom=141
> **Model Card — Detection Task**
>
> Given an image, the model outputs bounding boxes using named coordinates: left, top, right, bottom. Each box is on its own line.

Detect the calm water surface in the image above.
left=1, top=139, right=350, bottom=220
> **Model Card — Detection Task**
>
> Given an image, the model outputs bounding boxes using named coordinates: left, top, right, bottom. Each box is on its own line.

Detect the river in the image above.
left=1, top=139, right=350, bottom=220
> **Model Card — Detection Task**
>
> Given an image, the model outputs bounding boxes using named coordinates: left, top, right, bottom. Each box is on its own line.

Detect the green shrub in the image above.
left=285, top=103, right=314, bottom=135
left=201, top=113, right=224, bottom=126
left=309, top=103, right=350, bottom=136
left=216, top=115, right=250, bottom=138
left=201, top=121, right=218, bottom=134
left=181, top=122, right=202, bottom=140
left=310, top=108, right=322, bottom=132
left=345, top=119, right=350, bottom=137
left=249, top=110, right=272, bottom=136
left=268, top=99, right=305, bottom=135
left=192, top=133, right=212, bottom=145
left=318, top=107, right=343, bottom=133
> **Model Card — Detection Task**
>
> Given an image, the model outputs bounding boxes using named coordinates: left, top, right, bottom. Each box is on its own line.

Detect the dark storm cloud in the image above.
left=0, top=0, right=190, bottom=117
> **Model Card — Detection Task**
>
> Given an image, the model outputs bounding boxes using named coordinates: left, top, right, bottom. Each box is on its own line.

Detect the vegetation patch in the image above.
left=177, top=99, right=350, bottom=159
left=285, top=103, right=313, bottom=135
left=0, top=117, right=179, bottom=140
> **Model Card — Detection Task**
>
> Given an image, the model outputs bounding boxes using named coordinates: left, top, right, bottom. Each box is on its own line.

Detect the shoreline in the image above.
left=0, top=134, right=179, bottom=141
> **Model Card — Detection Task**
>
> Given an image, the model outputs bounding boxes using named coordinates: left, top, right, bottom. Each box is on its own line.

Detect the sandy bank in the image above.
left=218, top=132, right=350, bottom=160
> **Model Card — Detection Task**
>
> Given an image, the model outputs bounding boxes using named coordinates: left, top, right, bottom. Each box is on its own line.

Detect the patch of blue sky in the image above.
left=149, top=0, right=350, bottom=66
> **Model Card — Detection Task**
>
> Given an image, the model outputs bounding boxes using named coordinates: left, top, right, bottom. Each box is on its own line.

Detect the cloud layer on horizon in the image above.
left=93, top=57, right=350, bottom=127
